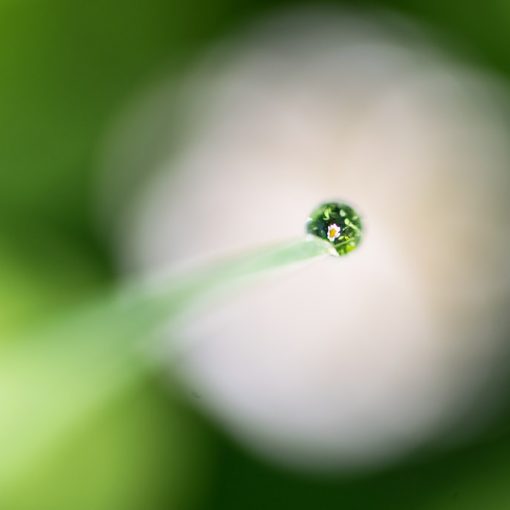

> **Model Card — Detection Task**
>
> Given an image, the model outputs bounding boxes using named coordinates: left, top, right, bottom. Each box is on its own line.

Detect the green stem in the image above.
left=134, top=236, right=333, bottom=320
left=0, top=236, right=332, bottom=489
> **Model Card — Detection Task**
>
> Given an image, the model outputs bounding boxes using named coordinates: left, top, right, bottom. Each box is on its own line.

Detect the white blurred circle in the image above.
left=103, top=9, right=510, bottom=469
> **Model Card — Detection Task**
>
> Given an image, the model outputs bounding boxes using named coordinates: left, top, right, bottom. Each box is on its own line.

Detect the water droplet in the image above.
left=306, top=201, right=363, bottom=256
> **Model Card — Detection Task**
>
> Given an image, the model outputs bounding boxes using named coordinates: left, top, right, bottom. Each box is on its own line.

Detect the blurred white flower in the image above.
left=327, top=224, right=341, bottom=242
left=101, top=8, right=510, bottom=470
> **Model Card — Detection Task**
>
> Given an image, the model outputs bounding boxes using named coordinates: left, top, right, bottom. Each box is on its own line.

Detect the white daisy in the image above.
left=327, top=223, right=341, bottom=242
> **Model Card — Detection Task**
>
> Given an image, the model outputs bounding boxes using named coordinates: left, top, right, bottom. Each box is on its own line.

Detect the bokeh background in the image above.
left=4, top=1, right=510, bottom=509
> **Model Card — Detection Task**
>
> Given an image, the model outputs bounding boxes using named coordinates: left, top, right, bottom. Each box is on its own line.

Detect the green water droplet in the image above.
left=306, top=201, right=363, bottom=256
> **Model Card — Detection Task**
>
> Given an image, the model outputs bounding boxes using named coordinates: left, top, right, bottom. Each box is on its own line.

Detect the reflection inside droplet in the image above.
left=306, top=201, right=363, bottom=256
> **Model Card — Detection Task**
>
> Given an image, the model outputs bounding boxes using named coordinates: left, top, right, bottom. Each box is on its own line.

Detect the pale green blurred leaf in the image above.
left=0, top=237, right=331, bottom=494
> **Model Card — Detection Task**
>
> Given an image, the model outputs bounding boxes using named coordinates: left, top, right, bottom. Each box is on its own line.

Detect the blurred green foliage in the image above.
left=1, top=378, right=210, bottom=510
left=0, top=1, right=243, bottom=508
